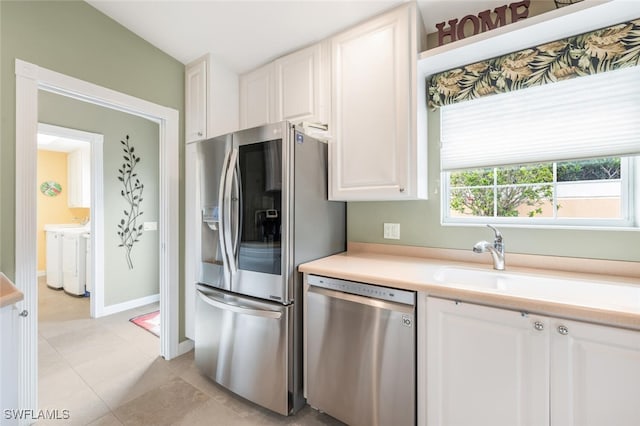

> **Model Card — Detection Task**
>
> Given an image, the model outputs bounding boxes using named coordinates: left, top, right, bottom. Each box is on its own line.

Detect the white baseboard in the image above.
left=37, top=270, right=46, bottom=277
left=178, top=339, right=194, bottom=356
left=98, top=293, right=160, bottom=317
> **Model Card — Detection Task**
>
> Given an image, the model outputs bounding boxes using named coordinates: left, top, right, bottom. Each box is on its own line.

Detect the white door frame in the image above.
left=15, top=59, right=180, bottom=420
left=37, top=123, right=104, bottom=319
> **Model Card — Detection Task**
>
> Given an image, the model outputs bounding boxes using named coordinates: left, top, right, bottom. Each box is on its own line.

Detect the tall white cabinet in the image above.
left=425, top=296, right=640, bottom=426
left=329, top=3, right=427, bottom=201
left=184, top=53, right=239, bottom=340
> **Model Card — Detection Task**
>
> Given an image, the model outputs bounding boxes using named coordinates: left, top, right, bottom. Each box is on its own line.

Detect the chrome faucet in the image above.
left=473, top=225, right=505, bottom=270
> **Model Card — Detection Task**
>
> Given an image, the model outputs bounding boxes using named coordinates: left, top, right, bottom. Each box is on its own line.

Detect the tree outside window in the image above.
left=447, top=157, right=623, bottom=221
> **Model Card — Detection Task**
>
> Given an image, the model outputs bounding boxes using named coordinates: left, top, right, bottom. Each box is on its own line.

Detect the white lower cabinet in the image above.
left=1, top=303, right=18, bottom=425
left=426, top=297, right=549, bottom=426
left=425, top=296, right=640, bottom=426
left=550, top=317, right=640, bottom=426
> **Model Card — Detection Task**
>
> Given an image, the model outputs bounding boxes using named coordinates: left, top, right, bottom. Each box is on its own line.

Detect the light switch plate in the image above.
left=383, top=223, right=400, bottom=239
left=143, top=221, right=158, bottom=231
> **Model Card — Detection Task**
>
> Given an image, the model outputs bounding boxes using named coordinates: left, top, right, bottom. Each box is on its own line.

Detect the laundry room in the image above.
left=38, top=125, right=92, bottom=299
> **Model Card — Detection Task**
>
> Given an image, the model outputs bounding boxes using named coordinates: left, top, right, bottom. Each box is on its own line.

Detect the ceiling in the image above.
left=38, top=133, right=89, bottom=153
left=86, top=0, right=512, bottom=74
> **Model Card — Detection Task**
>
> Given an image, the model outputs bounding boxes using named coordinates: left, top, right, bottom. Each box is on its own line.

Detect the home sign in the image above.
left=436, top=0, right=531, bottom=46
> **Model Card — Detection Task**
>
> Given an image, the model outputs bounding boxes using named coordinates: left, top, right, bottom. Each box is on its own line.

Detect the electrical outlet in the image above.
left=383, top=223, right=400, bottom=240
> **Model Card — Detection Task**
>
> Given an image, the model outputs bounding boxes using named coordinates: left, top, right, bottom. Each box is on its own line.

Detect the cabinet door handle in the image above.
left=19, top=310, right=29, bottom=317
left=533, top=321, right=544, bottom=331
left=557, top=325, right=569, bottom=335
left=197, top=131, right=203, bottom=137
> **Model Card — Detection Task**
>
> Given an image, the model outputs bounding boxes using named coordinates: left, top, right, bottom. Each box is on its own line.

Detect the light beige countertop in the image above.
left=299, top=243, right=640, bottom=332
left=0, top=273, right=24, bottom=308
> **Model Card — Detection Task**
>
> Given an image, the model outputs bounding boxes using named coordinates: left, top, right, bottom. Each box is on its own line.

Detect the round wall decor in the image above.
left=40, top=181, right=62, bottom=197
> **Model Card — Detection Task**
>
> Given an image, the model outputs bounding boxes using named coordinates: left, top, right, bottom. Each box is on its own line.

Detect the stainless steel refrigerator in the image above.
left=194, top=121, right=345, bottom=415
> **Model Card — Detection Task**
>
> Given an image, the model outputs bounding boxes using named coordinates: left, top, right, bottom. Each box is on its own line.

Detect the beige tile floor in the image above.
left=37, top=277, right=343, bottom=425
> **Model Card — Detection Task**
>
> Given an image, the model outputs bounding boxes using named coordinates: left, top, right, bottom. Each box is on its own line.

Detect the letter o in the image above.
left=457, top=14, right=481, bottom=40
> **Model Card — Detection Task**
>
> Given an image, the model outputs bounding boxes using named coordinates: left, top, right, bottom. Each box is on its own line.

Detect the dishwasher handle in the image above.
left=307, top=285, right=415, bottom=315
left=197, top=290, right=282, bottom=319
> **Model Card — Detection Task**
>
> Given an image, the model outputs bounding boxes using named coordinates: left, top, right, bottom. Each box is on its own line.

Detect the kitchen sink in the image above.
left=433, top=266, right=640, bottom=311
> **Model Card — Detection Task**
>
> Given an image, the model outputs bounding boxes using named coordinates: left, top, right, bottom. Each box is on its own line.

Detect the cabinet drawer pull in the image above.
left=533, top=321, right=544, bottom=331
left=557, top=325, right=569, bottom=335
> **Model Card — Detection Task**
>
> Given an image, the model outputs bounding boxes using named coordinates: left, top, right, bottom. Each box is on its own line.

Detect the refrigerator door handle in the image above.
left=231, top=164, right=241, bottom=261
left=222, top=148, right=238, bottom=274
left=218, top=149, right=232, bottom=276
left=197, top=290, right=282, bottom=319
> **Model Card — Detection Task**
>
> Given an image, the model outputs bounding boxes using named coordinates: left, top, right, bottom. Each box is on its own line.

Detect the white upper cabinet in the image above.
left=67, top=145, right=90, bottom=208
left=240, top=42, right=328, bottom=130
left=329, top=3, right=427, bottom=201
left=185, top=58, right=208, bottom=143
left=274, top=43, right=328, bottom=124
left=239, top=63, right=274, bottom=130
left=185, top=54, right=239, bottom=143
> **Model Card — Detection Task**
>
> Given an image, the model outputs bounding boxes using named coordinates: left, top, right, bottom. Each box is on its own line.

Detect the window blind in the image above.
left=440, top=65, right=640, bottom=171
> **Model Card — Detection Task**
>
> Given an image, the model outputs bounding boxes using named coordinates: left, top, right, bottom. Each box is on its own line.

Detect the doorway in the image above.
left=38, top=91, right=164, bottom=319
left=37, top=123, right=103, bottom=318
left=15, top=59, right=181, bottom=417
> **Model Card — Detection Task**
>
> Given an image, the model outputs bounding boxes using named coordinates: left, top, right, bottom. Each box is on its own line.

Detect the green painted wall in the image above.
left=347, top=108, right=640, bottom=262
left=39, top=91, right=160, bottom=306
left=1, top=1, right=186, bottom=337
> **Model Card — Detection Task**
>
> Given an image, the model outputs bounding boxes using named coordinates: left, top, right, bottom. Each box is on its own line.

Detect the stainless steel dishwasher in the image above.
left=305, top=274, right=416, bottom=426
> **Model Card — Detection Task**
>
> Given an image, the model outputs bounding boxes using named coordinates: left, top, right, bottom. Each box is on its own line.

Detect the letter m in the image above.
left=478, top=5, right=507, bottom=32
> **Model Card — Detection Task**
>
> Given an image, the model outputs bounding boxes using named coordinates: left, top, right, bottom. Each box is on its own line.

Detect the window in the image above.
left=440, top=66, right=640, bottom=228
left=445, top=157, right=633, bottom=226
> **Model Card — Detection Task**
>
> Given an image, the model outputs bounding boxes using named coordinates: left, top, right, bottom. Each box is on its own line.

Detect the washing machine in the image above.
left=62, top=228, right=88, bottom=296
left=45, top=229, right=63, bottom=289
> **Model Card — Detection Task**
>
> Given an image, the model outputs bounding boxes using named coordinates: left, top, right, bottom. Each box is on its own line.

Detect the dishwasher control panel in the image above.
left=307, top=274, right=415, bottom=306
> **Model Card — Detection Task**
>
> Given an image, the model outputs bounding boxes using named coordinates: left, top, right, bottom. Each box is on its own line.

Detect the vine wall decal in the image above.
left=116, top=135, right=144, bottom=270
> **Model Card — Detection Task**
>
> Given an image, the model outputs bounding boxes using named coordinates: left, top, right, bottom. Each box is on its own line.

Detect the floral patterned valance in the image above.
left=428, top=18, right=640, bottom=109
